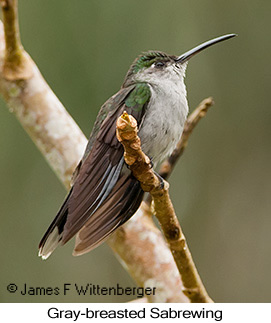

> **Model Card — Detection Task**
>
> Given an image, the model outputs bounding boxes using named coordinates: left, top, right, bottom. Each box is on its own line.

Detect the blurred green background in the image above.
left=1, top=0, right=271, bottom=303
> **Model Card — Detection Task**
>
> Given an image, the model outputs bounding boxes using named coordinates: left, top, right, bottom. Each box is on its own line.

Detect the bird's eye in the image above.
left=154, top=61, right=165, bottom=68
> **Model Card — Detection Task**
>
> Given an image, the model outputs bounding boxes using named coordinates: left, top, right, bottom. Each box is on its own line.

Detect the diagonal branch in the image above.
left=116, top=112, right=213, bottom=303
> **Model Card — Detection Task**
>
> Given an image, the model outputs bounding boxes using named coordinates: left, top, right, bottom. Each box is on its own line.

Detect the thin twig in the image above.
left=116, top=112, right=213, bottom=303
left=0, top=0, right=32, bottom=79
left=108, top=202, right=187, bottom=302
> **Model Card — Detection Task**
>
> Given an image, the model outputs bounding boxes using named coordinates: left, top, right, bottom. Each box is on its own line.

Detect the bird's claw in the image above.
left=154, top=171, right=165, bottom=189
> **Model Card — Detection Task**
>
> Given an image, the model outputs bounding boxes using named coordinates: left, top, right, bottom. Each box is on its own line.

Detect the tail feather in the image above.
left=38, top=190, right=71, bottom=259
left=38, top=227, right=62, bottom=260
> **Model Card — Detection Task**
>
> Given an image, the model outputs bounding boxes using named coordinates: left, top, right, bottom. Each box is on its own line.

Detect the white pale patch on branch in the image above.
left=138, top=229, right=174, bottom=265
left=144, top=279, right=172, bottom=303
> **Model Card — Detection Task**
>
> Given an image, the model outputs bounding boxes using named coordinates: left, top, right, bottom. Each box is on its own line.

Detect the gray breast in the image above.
left=139, top=81, right=188, bottom=165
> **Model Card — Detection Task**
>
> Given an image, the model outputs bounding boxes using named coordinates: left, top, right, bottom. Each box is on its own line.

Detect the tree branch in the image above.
left=0, top=0, right=32, bottom=80
left=108, top=202, right=187, bottom=302
left=116, top=112, right=213, bottom=303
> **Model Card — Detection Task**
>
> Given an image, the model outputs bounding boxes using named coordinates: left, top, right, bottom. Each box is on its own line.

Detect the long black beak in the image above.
left=176, top=34, right=236, bottom=64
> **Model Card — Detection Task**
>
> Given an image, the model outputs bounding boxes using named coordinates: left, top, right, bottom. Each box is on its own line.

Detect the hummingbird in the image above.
left=39, top=34, right=236, bottom=259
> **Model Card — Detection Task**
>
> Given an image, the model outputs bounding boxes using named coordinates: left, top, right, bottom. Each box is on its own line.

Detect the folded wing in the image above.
left=39, top=83, right=151, bottom=258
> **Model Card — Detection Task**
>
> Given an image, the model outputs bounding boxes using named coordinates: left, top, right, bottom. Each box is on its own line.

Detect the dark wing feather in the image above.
left=39, top=83, right=150, bottom=258
left=73, top=174, right=144, bottom=256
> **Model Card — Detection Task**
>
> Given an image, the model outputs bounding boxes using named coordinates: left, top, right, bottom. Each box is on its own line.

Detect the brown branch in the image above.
left=108, top=202, right=187, bottom=302
left=0, top=5, right=188, bottom=302
left=116, top=112, right=213, bottom=303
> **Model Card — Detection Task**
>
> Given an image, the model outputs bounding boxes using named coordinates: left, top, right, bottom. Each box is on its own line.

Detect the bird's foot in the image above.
left=149, top=157, right=154, bottom=169
left=153, top=171, right=165, bottom=189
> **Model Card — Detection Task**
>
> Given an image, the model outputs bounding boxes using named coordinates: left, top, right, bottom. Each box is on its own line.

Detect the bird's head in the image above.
left=123, top=34, right=236, bottom=87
